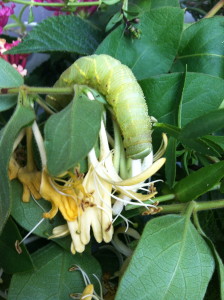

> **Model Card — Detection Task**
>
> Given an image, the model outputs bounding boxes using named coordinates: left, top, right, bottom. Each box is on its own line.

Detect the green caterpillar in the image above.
left=49, top=54, right=152, bottom=159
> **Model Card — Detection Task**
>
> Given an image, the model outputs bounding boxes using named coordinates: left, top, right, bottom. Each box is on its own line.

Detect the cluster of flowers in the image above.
left=9, top=97, right=167, bottom=254
left=0, top=38, right=28, bottom=76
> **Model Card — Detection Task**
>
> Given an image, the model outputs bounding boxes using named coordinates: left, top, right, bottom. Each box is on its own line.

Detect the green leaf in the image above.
left=105, top=12, right=122, bottom=32
left=0, top=103, right=35, bottom=233
left=165, top=137, right=177, bottom=187
left=180, top=109, right=224, bottom=140
left=11, top=180, right=71, bottom=251
left=174, top=161, right=224, bottom=202
left=140, top=72, right=224, bottom=127
left=0, top=58, right=23, bottom=111
left=28, top=6, right=34, bottom=24
left=195, top=221, right=224, bottom=300
left=7, top=15, right=102, bottom=55
left=8, top=243, right=102, bottom=300
left=0, top=217, right=33, bottom=274
left=116, top=215, right=214, bottom=300
left=203, top=135, right=224, bottom=152
left=0, top=58, right=23, bottom=88
left=154, top=125, right=221, bottom=157
left=45, top=86, right=103, bottom=176
left=172, top=17, right=224, bottom=78
left=181, top=137, right=220, bottom=157
left=150, top=0, right=179, bottom=8
left=0, top=95, right=17, bottom=111
left=140, top=73, right=184, bottom=125
left=96, top=7, right=184, bottom=80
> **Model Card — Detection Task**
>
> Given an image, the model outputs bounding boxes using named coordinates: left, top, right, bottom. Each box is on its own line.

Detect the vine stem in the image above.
left=159, top=199, right=224, bottom=214
left=9, top=0, right=102, bottom=7
left=0, top=85, right=74, bottom=95
left=204, top=0, right=224, bottom=18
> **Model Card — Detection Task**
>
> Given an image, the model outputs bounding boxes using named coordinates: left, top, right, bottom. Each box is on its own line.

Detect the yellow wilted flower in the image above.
left=40, top=168, right=85, bottom=221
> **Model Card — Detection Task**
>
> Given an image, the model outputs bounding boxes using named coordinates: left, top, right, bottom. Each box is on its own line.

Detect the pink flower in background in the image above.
left=76, top=0, right=98, bottom=15
left=34, top=0, right=98, bottom=15
left=0, top=2, right=15, bottom=34
left=0, top=39, right=28, bottom=76
left=35, top=0, right=62, bottom=12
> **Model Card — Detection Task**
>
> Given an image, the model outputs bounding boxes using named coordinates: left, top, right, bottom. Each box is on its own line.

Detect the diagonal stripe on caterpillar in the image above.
left=49, top=54, right=152, bottom=159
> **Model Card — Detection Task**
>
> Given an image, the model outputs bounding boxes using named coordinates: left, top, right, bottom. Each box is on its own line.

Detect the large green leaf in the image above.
left=11, top=180, right=71, bottom=251
left=140, top=73, right=184, bottom=125
left=45, top=86, right=103, bottom=176
left=174, top=161, right=224, bottom=202
left=8, top=243, right=102, bottom=300
left=116, top=215, right=214, bottom=300
left=180, top=109, right=224, bottom=140
left=0, top=58, right=23, bottom=88
left=96, top=7, right=184, bottom=80
left=0, top=217, right=33, bottom=274
left=140, top=72, right=224, bottom=127
left=150, top=0, right=179, bottom=8
left=7, top=15, right=102, bottom=55
left=0, top=103, right=35, bottom=233
left=172, top=17, right=224, bottom=78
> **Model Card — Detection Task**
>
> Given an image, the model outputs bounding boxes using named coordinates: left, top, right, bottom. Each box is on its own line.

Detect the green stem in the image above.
left=35, top=97, right=55, bottom=114
left=10, top=0, right=102, bottom=7
left=186, top=6, right=207, bottom=16
left=160, top=199, right=224, bottom=214
left=7, top=14, right=26, bottom=33
left=3, top=23, right=19, bottom=30
left=192, top=211, right=204, bottom=235
left=0, top=86, right=74, bottom=95
left=204, top=0, right=224, bottom=18
left=19, top=4, right=29, bottom=21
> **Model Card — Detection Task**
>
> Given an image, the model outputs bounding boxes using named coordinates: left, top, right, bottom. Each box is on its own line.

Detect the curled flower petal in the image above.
left=68, top=220, right=85, bottom=254
left=80, top=284, right=94, bottom=300
left=105, top=158, right=166, bottom=187
left=17, top=167, right=42, bottom=202
left=48, top=224, right=69, bottom=238
left=40, top=168, right=82, bottom=221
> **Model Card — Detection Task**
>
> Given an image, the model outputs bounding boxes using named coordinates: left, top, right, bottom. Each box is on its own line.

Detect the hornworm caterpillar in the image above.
left=50, top=54, right=152, bottom=159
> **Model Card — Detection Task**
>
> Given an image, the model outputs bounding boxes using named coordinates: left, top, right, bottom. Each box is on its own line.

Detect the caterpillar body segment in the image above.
left=51, top=54, right=152, bottom=159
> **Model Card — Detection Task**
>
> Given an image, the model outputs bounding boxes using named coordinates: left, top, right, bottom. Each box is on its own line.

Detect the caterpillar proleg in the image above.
left=50, top=54, right=152, bottom=159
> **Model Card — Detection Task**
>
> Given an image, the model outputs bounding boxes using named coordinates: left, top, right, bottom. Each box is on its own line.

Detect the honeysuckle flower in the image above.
left=49, top=120, right=166, bottom=254
left=0, top=2, right=15, bottom=34
left=29, top=93, right=166, bottom=254
left=0, top=39, right=28, bottom=76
